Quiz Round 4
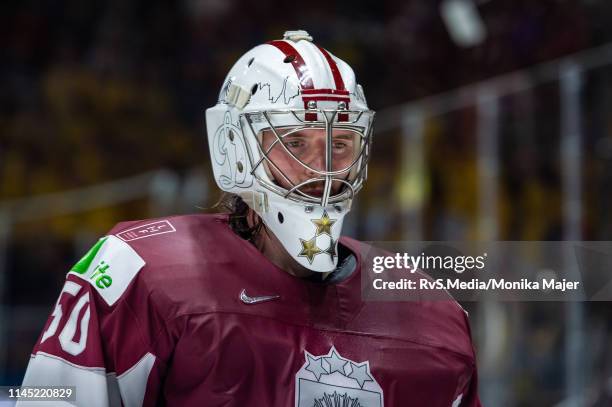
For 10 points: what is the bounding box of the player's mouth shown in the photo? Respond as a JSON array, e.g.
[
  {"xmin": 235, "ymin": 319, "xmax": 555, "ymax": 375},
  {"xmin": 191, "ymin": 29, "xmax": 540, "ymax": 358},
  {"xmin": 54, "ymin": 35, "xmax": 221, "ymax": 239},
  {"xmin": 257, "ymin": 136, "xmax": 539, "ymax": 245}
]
[
  {"xmin": 298, "ymin": 178, "xmax": 350, "ymax": 197},
  {"xmin": 300, "ymin": 186, "xmax": 325, "ymax": 197}
]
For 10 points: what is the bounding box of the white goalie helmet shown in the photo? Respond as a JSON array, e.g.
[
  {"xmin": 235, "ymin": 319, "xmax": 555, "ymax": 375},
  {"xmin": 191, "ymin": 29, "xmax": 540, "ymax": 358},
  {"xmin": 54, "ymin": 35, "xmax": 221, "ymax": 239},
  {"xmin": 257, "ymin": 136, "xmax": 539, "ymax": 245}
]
[{"xmin": 206, "ymin": 30, "xmax": 375, "ymax": 272}]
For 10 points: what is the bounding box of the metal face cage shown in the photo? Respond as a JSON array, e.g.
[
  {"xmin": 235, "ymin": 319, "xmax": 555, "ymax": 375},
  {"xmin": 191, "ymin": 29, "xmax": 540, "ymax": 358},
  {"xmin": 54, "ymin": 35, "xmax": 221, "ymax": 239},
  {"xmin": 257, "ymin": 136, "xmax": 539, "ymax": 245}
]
[{"xmin": 240, "ymin": 108, "xmax": 375, "ymax": 206}]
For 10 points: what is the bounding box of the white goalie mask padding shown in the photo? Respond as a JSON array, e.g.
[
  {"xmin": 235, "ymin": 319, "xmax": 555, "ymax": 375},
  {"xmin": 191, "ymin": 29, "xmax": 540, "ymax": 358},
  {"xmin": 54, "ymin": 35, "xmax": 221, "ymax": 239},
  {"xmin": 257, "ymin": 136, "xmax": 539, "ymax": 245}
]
[{"xmin": 205, "ymin": 31, "xmax": 374, "ymax": 272}]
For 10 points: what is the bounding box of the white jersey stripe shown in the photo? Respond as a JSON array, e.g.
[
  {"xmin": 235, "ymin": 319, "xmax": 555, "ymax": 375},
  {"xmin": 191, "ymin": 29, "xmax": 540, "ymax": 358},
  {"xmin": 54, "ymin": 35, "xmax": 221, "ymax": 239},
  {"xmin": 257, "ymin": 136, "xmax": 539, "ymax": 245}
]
[
  {"xmin": 117, "ymin": 352, "xmax": 156, "ymax": 407},
  {"xmin": 17, "ymin": 352, "xmax": 112, "ymax": 407}
]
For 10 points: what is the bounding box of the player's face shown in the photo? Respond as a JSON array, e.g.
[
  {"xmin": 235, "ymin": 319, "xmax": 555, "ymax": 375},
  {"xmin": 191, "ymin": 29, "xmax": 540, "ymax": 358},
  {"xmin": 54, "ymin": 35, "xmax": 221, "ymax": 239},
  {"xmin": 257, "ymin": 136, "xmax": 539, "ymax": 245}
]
[{"xmin": 261, "ymin": 128, "xmax": 359, "ymax": 197}]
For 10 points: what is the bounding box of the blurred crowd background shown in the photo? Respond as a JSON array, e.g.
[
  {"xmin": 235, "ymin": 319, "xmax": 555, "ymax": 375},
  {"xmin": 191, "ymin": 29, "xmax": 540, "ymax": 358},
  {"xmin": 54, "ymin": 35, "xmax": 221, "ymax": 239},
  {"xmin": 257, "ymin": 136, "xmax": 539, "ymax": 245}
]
[{"xmin": 3, "ymin": 0, "xmax": 612, "ymax": 405}]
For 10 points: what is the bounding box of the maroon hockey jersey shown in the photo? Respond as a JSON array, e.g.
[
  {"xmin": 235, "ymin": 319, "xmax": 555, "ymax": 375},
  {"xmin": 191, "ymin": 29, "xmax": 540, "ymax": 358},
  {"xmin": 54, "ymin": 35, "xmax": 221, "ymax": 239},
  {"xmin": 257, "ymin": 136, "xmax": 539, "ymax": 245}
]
[{"xmin": 20, "ymin": 214, "xmax": 481, "ymax": 406}]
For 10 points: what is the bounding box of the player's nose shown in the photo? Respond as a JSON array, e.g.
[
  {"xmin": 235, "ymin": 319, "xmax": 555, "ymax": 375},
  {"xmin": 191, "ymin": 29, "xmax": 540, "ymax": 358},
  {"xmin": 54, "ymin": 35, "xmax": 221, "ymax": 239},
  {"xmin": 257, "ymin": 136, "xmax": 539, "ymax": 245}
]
[
  {"xmin": 305, "ymin": 150, "xmax": 326, "ymax": 173},
  {"xmin": 304, "ymin": 138, "xmax": 327, "ymax": 173}
]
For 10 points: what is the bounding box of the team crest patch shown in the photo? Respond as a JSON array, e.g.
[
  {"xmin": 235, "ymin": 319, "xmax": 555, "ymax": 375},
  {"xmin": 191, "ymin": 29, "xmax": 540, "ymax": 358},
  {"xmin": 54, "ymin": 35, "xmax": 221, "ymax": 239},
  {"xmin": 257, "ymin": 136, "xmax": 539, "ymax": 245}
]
[
  {"xmin": 295, "ymin": 346, "xmax": 384, "ymax": 407},
  {"xmin": 116, "ymin": 220, "xmax": 176, "ymax": 241}
]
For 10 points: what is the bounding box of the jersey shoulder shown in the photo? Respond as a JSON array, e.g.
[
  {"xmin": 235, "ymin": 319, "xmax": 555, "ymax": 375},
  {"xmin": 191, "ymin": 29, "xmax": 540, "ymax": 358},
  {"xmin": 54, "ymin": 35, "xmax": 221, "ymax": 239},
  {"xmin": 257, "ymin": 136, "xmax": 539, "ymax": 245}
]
[
  {"xmin": 71, "ymin": 214, "xmax": 241, "ymax": 316},
  {"xmin": 107, "ymin": 213, "xmax": 233, "ymax": 258},
  {"xmin": 107, "ymin": 213, "xmax": 235, "ymax": 258},
  {"xmin": 340, "ymin": 236, "xmax": 476, "ymax": 360}
]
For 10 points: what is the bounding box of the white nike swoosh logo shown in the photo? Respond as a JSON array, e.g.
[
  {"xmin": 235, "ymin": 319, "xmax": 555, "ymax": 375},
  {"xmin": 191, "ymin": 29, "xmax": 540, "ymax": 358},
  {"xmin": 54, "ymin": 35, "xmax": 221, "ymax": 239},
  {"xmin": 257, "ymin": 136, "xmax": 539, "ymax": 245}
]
[{"xmin": 239, "ymin": 289, "xmax": 280, "ymax": 304}]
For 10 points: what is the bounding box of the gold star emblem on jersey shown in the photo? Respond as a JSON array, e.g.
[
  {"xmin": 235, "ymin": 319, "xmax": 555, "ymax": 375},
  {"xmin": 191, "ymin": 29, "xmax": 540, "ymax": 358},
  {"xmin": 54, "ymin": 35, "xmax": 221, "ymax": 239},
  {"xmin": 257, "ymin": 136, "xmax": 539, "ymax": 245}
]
[
  {"xmin": 311, "ymin": 211, "xmax": 336, "ymax": 237},
  {"xmin": 298, "ymin": 237, "xmax": 322, "ymax": 264}
]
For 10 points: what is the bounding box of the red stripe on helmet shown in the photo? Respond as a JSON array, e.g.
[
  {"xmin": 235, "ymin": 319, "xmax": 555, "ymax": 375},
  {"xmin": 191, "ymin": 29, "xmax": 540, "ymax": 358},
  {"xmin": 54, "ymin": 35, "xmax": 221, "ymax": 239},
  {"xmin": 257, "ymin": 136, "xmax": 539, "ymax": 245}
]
[
  {"xmin": 316, "ymin": 46, "xmax": 346, "ymax": 91},
  {"xmin": 268, "ymin": 40, "xmax": 314, "ymax": 89},
  {"xmin": 268, "ymin": 40, "xmax": 350, "ymax": 122}
]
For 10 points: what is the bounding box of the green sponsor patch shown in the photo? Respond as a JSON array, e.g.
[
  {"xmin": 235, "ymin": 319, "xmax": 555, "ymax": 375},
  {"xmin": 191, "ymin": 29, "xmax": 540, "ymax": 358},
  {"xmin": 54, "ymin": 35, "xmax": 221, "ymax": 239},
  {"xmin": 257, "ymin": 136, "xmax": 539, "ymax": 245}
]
[
  {"xmin": 71, "ymin": 237, "xmax": 108, "ymax": 274},
  {"xmin": 90, "ymin": 260, "xmax": 113, "ymax": 288},
  {"xmin": 68, "ymin": 235, "xmax": 145, "ymax": 306}
]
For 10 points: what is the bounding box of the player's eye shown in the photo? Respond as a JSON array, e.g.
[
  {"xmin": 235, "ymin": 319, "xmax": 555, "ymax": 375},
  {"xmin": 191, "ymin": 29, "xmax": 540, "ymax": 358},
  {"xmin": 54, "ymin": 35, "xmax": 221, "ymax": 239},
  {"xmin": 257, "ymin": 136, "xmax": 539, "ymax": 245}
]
[
  {"xmin": 332, "ymin": 136, "xmax": 354, "ymax": 154},
  {"xmin": 284, "ymin": 139, "xmax": 305, "ymax": 149}
]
